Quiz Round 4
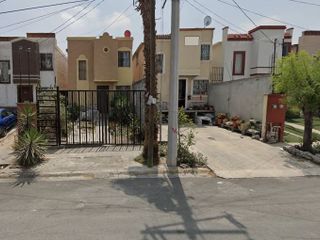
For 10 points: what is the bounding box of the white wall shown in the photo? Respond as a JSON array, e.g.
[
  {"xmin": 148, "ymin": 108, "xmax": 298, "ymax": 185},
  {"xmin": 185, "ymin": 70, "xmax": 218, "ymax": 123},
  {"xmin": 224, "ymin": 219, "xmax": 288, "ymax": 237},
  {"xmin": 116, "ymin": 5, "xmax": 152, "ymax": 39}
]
[
  {"xmin": 222, "ymin": 29, "xmax": 285, "ymax": 82},
  {"xmin": 223, "ymin": 40, "xmax": 252, "ymax": 81},
  {"xmin": 208, "ymin": 76, "xmax": 272, "ymax": 121},
  {"xmin": 0, "ymin": 41, "xmax": 16, "ymax": 107},
  {"xmin": 33, "ymin": 37, "xmax": 56, "ymax": 88}
]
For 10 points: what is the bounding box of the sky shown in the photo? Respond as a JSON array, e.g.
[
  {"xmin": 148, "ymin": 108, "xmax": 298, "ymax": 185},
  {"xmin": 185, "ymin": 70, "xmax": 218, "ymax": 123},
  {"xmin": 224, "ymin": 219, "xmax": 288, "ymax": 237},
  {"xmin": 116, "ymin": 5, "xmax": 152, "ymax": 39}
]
[{"xmin": 0, "ymin": 0, "xmax": 320, "ymax": 53}]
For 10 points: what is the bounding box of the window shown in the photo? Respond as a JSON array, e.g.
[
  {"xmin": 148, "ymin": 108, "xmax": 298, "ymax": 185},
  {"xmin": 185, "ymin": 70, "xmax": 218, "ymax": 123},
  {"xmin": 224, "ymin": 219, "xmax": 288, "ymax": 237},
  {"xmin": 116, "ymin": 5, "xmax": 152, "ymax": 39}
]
[
  {"xmin": 0, "ymin": 61, "xmax": 10, "ymax": 83},
  {"xmin": 201, "ymin": 44, "xmax": 210, "ymax": 60},
  {"xmin": 193, "ymin": 80, "xmax": 209, "ymax": 95},
  {"xmin": 40, "ymin": 53, "xmax": 53, "ymax": 71},
  {"xmin": 156, "ymin": 53, "xmax": 164, "ymax": 74},
  {"xmin": 118, "ymin": 51, "xmax": 131, "ymax": 67},
  {"xmin": 78, "ymin": 60, "xmax": 87, "ymax": 80},
  {"xmin": 17, "ymin": 85, "xmax": 33, "ymax": 103},
  {"xmin": 185, "ymin": 36, "xmax": 199, "ymax": 46},
  {"xmin": 232, "ymin": 51, "xmax": 245, "ymax": 75}
]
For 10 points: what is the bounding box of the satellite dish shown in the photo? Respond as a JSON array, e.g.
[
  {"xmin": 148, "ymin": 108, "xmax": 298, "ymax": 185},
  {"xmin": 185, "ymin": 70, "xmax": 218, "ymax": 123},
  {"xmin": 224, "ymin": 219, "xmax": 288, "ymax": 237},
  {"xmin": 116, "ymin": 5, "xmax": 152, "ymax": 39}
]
[{"xmin": 204, "ymin": 16, "xmax": 212, "ymax": 27}]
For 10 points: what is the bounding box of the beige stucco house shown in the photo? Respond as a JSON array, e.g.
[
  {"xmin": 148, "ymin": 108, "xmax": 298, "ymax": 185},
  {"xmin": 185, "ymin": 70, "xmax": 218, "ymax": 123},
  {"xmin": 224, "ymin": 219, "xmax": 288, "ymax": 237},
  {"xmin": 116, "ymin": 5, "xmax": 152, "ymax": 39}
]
[
  {"xmin": 66, "ymin": 32, "xmax": 133, "ymax": 91},
  {"xmin": 133, "ymin": 28, "xmax": 215, "ymax": 110},
  {"xmin": 292, "ymin": 31, "xmax": 320, "ymax": 55}
]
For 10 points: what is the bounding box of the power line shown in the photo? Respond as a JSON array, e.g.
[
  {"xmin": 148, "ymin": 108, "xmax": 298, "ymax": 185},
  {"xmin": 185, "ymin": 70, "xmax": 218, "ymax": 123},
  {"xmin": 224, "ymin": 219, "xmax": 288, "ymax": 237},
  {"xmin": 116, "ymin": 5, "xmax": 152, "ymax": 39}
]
[
  {"xmin": 0, "ymin": 2, "xmax": 86, "ymax": 32},
  {"xmin": 288, "ymin": 0, "xmax": 320, "ymax": 7},
  {"xmin": 213, "ymin": 0, "xmax": 308, "ymax": 30},
  {"xmin": 51, "ymin": 0, "xmax": 96, "ymax": 33},
  {"xmin": 100, "ymin": 3, "xmax": 132, "ymax": 34},
  {"xmin": 185, "ymin": 0, "xmax": 241, "ymax": 33},
  {"xmin": 56, "ymin": 0, "xmax": 105, "ymax": 34},
  {"xmin": 191, "ymin": 0, "xmax": 247, "ymax": 32},
  {"xmin": 0, "ymin": 0, "xmax": 89, "ymax": 15},
  {"xmin": 230, "ymin": 0, "xmax": 275, "ymax": 43}
]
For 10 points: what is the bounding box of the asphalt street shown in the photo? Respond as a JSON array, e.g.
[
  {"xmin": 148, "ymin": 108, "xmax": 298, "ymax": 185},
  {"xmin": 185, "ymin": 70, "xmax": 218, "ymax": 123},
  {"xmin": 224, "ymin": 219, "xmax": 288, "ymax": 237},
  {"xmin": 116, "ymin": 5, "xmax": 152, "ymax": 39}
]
[{"xmin": 0, "ymin": 176, "xmax": 319, "ymax": 240}]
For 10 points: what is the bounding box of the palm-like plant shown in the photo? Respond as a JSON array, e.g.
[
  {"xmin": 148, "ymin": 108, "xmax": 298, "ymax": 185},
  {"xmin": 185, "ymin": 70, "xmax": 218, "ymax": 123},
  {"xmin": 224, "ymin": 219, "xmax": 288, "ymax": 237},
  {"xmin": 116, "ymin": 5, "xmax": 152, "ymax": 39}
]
[
  {"xmin": 17, "ymin": 105, "xmax": 37, "ymax": 134},
  {"xmin": 14, "ymin": 128, "xmax": 47, "ymax": 167}
]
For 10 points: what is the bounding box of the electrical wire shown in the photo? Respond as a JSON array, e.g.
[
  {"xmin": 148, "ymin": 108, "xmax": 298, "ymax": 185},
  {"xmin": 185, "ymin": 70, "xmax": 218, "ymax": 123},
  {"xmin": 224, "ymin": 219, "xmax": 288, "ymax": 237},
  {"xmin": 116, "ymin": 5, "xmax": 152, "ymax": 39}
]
[
  {"xmin": 191, "ymin": 0, "xmax": 247, "ymax": 32},
  {"xmin": 0, "ymin": 2, "xmax": 87, "ymax": 32},
  {"xmin": 0, "ymin": 0, "xmax": 90, "ymax": 15},
  {"xmin": 213, "ymin": 0, "xmax": 308, "ymax": 30},
  {"xmin": 287, "ymin": 0, "xmax": 320, "ymax": 7},
  {"xmin": 231, "ymin": 0, "xmax": 277, "ymax": 44},
  {"xmin": 100, "ymin": 3, "xmax": 132, "ymax": 34},
  {"xmin": 51, "ymin": 0, "xmax": 96, "ymax": 33},
  {"xmin": 56, "ymin": 0, "xmax": 105, "ymax": 34},
  {"xmin": 185, "ymin": 0, "xmax": 241, "ymax": 33}
]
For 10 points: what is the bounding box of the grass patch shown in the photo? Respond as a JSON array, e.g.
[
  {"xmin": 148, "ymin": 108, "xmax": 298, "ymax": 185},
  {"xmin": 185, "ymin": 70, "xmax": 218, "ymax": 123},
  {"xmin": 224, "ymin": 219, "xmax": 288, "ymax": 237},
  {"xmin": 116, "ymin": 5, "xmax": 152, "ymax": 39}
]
[
  {"xmin": 287, "ymin": 117, "xmax": 320, "ymax": 131},
  {"xmin": 284, "ymin": 132, "xmax": 302, "ymax": 143}
]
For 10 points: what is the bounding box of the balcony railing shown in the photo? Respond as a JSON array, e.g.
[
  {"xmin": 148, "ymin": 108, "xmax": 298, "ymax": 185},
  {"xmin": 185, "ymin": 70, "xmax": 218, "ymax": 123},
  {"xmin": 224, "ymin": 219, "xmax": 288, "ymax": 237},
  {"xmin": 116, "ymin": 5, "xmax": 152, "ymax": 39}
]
[{"xmin": 210, "ymin": 67, "xmax": 224, "ymax": 83}]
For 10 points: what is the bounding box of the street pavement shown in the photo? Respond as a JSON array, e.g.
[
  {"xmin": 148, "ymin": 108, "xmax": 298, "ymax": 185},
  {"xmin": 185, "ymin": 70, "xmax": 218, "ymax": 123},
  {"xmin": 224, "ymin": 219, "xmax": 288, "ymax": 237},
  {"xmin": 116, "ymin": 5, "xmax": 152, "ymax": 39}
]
[
  {"xmin": 191, "ymin": 126, "xmax": 320, "ymax": 178},
  {"xmin": 0, "ymin": 177, "xmax": 319, "ymax": 240}
]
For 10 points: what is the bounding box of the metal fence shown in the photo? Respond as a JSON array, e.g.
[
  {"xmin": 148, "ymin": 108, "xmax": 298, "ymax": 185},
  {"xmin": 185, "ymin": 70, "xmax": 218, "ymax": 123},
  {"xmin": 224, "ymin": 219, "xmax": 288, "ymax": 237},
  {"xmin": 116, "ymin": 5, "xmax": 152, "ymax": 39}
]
[{"xmin": 37, "ymin": 88, "xmax": 145, "ymax": 146}]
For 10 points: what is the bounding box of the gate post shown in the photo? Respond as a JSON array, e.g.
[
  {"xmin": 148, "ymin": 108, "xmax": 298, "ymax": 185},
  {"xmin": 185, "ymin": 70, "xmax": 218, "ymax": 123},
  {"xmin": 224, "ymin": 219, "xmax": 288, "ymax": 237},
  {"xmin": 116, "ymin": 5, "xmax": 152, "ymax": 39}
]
[{"xmin": 56, "ymin": 87, "xmax": 61, "ymax": 146}]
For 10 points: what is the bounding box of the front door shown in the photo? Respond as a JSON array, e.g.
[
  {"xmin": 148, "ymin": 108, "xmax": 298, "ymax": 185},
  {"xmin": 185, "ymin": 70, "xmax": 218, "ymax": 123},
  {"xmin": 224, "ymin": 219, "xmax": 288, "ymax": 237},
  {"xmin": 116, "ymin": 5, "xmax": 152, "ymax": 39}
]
[
  {"xmin": 178, "ymin": 79, "xmax": 186, "ymax": 108},
  {"xmin": 97, "ymin": 86, "xmax": 109, "ymax": 113},
  {"xmin": 17, "ymin": 85, "xmax": 33, "ymax": 103}
]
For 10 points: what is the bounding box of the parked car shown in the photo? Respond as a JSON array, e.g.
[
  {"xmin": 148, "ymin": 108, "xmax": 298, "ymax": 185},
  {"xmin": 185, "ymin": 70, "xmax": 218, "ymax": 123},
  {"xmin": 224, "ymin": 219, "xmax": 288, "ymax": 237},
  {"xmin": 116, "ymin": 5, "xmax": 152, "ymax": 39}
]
[{"xmin": 0, "ymin": 108, "xmax": 17, "ymax": 137}]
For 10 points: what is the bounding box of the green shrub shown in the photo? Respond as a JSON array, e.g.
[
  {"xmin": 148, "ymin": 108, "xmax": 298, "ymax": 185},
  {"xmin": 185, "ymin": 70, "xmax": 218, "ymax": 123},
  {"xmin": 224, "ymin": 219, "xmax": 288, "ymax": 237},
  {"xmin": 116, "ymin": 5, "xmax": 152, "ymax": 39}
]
[
  {"xmin": 18, "ymin": 106, "xmax": 36, "ymax": 134},
  {"xmin": 286, "ymin": 106, "xmax": 301, "ymax": 120},
  {"xmin": 14, "ymin": 128, "xmax": 47, "ymax": 167},
  {"xmin": 177, "ymin": 108, "xmax": 208, "ymax": 167}
]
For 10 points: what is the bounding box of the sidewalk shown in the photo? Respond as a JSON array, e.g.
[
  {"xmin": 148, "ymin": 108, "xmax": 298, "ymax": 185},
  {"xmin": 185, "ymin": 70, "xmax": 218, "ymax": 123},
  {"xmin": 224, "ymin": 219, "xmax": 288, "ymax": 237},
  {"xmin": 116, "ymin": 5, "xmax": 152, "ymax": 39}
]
[
  {"xmin": 286, "ymin": 121, "xmax": 320, "ymax": 135},
  {"xmin": 0, "ymin": 146, "xmax": 212, "ymax": 180}
]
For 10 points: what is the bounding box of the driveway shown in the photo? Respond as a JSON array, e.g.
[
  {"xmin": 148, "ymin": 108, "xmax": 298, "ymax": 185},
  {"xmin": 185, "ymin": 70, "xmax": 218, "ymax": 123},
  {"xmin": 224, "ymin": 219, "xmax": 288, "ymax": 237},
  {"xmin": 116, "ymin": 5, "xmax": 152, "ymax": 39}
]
[{"xmin": 192, "ymin": 126, "xmax": 320, "ymax": 178}]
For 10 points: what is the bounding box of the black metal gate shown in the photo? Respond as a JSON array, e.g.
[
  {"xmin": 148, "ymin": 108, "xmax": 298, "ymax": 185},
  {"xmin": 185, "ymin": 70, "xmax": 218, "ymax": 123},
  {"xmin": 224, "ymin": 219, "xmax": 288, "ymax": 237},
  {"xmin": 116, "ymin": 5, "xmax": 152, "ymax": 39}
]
[{"xmin": 37, "ymin": 87, "xmax": 145, "ymax": 146}]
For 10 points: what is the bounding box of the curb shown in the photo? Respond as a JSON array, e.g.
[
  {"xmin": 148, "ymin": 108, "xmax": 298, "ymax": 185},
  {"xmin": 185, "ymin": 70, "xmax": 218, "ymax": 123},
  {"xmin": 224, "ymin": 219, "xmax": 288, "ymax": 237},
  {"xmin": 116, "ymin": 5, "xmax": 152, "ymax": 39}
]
[
  {"xmin": 0, "ymin": 128, "xmax": 16, "ymax": 145},
  {"xmin": 0, "ymin": 167, "xmax": 214, "ymax": 180}
]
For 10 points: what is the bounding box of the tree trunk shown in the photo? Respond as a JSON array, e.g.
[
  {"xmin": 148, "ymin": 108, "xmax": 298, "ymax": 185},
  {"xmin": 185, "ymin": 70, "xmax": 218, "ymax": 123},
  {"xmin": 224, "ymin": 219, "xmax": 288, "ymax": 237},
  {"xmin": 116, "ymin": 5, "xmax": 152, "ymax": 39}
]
[
  {"xmin": 137, "ymin": 0, "xmax": 159, "ymax": 165},
  {"xmin": 302, "ymin": 108, "xmax": 313, "ymax": 152}
]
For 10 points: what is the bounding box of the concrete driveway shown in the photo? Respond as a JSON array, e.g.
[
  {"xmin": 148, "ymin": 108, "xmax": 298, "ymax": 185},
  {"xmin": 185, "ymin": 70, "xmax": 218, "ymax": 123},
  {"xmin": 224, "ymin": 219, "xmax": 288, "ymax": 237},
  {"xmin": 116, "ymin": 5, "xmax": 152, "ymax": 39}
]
[{"xmin": 191, "ymin": 126, "xmax": 320, "ymax": 178}]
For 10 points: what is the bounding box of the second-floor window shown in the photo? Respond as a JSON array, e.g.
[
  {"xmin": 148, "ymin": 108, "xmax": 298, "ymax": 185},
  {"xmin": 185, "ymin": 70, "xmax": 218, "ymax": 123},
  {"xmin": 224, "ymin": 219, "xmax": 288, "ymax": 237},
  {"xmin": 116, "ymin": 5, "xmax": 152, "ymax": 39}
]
[
  {"xmin": 233, "ymin": 51, "xmax": 245, "ymax": 75},
  {"xmin": 193, "ymin": 79, "xmax": 209, "ymax": 95},
  {"xmin": 201, "ymin": 44, "xmax": 210, "ymax": 60},
  {"xmin": 78, "ymin": 60, "xmax": 87, "ymax": 80},
  {"xmin": 40, "ymin": 53, "xmax": 53, "ymax": 71},
  {"xmin": 0, "ymin": 61, "xmax": 10, "ymax": 83},
  {"xmin": 156, "ymin": 53, "xmax": 164, "ymax": 74},
  {"xmin": 118, "ymin": 51, "xmax": 131, "ymax": 67}
]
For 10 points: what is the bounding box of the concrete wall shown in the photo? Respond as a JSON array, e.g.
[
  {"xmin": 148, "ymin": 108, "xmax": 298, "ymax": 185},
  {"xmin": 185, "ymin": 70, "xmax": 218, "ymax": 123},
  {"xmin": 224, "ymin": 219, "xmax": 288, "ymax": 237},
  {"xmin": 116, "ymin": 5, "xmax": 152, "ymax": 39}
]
[
  {"xmin": 298, "ymin": 34, "xmax": 320, "ymax": 55},
  {"xmin": 208, "ymin": 76, "xmax": 272, "ymax": 121}
]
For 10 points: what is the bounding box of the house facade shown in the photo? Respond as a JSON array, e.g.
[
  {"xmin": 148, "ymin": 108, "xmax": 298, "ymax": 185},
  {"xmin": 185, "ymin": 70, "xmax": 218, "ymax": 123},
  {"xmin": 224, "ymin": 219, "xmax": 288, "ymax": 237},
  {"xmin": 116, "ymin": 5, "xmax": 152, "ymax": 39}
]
[
  {"xmin": 66, "ymin": 32, "xmax": 133, "ymax": 91},
  {"xmin": 0, "ymin": 33, "xmax": 67, "ymax": 109},
  {"xmin": 292, "ymin": 30, "xmax": 320, "ymax": 55},
  {"xmin": 133, "ymin": 28, "xmax": 215, "ymax": 110},
  {"xmin": 212, "ymin": 25, "xmax": 293, "ymax": 82}
]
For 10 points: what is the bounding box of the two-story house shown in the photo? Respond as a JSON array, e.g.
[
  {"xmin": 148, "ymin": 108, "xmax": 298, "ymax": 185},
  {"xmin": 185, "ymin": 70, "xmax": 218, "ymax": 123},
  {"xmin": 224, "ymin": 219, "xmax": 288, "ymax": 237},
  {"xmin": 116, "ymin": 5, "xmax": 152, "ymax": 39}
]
[
  {"xmin": 212, "ymin": 25, "xmax": 293, "ymax": 82},
  {"xmin": 133, "ymin": 28, "xmax": 214, "ymax": 110},
  {"xmin": 292, "ymin": 30, "xmax": 320, "ymax": 55},
  {"xmin": 66, "ymin": 32, "xmax": 133, "ymax": 91},
  {"xmin": 0, "ymin": 33, "xmax": 67, "ymax": 109}
]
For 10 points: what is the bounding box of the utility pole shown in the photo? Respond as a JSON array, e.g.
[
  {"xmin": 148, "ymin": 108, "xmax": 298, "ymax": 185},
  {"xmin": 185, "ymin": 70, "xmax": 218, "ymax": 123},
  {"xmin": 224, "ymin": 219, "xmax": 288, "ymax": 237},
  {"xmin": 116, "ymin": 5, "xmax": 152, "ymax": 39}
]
[{"xmin": 167, "ymin": 0, "xmax": 180, "ymax": 167}]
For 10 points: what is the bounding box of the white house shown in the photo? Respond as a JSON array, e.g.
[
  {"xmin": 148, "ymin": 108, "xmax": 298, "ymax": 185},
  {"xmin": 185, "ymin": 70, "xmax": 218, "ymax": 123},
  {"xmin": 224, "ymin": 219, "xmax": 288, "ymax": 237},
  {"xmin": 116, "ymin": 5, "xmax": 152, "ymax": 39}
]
[
  {"xmin": 212, "ymin": 25, "xmax": 293, "ymax": 82},
  {"xmin": 0, "ymin": 33, "xmax": 67, "ymax": 110}
]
